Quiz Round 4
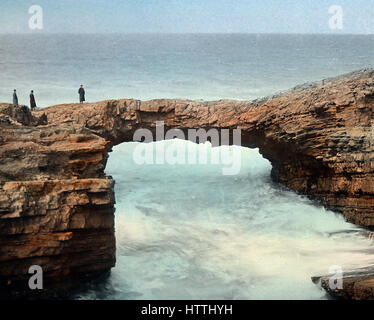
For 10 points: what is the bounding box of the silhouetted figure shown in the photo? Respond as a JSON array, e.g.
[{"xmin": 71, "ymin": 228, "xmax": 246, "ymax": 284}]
[
  {"xmin": 30, "ymin": 90, "xmax": 37, "ymax": 110},
  {"xmin": 13, "ymin": 89, "xmax": 18, "ymax": 106},
  {"xmin": 78, "ymin": 85, "xmax": 85, "ymax": 103}
]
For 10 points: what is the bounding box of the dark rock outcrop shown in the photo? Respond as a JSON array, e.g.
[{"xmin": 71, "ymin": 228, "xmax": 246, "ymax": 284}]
[
  {"xmin": 312, "ymin": 268, "xmax": 374, "ymax": 300},
  {"xmin": 1, "ymin": 68, "xmax": 374, "ymax": 298}
]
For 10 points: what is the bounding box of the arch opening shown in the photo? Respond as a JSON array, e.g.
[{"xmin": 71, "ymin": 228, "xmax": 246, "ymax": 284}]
[{"xmin": 71, "ymin": 139, "xmax": 374, "ymax": 300}]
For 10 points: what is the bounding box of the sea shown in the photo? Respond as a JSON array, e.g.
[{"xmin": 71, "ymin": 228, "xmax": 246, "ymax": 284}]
[{"xmin": 1, "ymin": 34, "xmax": 374, "ymax": 300}]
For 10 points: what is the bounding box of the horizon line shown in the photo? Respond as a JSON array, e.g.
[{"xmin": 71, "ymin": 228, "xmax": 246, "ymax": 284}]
[{"xmin": 1, "ymin": 32, "xmax": 374, "ymax": 36}]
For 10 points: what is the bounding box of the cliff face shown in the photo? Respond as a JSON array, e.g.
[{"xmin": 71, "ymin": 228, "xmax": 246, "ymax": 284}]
[
  {"xmin": 1, "ymin": 69, "xmax": 374, "ymax": 298},
  {"xmin": 0, "ymin": 106, "xmax": 115, "ymax": 297}
]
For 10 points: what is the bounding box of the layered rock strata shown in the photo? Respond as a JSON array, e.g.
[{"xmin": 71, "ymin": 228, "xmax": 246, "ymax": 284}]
[{"xmin": 1, "ymin": 69, "xmax": 374, "ymax": 298}]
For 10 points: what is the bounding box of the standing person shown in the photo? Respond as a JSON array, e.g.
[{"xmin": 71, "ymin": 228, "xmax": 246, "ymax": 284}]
[
  {"xmin": 13, "ymin": 89, "xmax": 18, "ymax": 106},
  {"xmin": 30, "ymin": 90, "xmax": 37, "ymax": 110},
  {"xmin": 78, "ymin": 85, "xmax": 85, "ymax": 104}
]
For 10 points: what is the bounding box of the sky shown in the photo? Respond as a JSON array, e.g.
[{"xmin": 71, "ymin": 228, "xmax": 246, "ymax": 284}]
[{"xmin": 0, "ymin": 0, "xmax": 374, "ymax": 34}]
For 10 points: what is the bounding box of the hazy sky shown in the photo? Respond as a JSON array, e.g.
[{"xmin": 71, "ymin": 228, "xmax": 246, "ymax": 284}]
[{"xmin": 1, "ymin": 0, "xmax": 374, "ymax": 34}]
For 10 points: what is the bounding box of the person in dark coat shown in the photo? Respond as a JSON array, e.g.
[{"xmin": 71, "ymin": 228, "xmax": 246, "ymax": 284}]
[
  {"xmin": 13, "ymin": 89, "xmax": 18, "ymax": 106},
  {"xmin": 78, "ymin": 85, "xmax": 85, "ymax": 103},
  {"xmin": 30, "ymin": 90, "xmax": 37, "ymax": 110}
]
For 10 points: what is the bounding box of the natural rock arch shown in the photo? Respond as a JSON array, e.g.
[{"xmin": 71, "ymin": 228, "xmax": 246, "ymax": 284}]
[{"xmin": 0, "ymin": 69, "xmax": 373, "ymax": 297}]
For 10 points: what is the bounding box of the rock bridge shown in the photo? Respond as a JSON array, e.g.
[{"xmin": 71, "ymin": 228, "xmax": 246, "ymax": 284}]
[{"xmin": 0, "ymin": 69, "xmax": 374, "ymax": 298}]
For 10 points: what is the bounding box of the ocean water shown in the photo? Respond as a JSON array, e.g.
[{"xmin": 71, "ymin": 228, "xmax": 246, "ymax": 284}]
[
  {"xmin": 74, "ymin": 142, "xmax": 374, "ymax": 300},
  {"xmin": 1, "ymin": 34, "xmax": 374, "ymax": 107},
  {"xmin": 2, "ymin": 34, "xmax": 374, "ymax": 299}
]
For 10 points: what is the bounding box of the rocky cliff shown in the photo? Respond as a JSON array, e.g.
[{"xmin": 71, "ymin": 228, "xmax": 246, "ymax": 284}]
[
  {"xmin": 1, "ymin": 69, "xmax": 374, "ymax": 298},
  {"xmin": 0, "ymin": 105, "xmax": 115, "ymax": 298}
]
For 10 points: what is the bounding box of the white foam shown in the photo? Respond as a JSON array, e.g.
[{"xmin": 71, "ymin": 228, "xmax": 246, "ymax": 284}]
[{"xmin": 80, "ymin": 141, "xmax": 374, "ymax": 300}]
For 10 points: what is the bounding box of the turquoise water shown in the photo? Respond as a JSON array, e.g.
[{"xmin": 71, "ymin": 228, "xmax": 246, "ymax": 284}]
[{"xmin": 74, "ymin": 142, "xmax": 374, "ymax": 300}]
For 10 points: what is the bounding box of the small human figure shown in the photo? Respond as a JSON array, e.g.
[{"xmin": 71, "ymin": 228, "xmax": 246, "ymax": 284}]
[
  {"xmin": 30, "ymin": 90, "xmax": 37, "ymax": 110},
  {"xmin": 13, "ymin": 89, "xmax": 18, "ymax": 106},
  {"xmin": 78, "ymin": 85, "xmax": 85, "ymax": 104}
]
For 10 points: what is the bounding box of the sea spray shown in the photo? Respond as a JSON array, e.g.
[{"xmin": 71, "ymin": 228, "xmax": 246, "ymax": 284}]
[{"xmin": 74, "ymin": 141, "xmax": 374, "ymax": 300}]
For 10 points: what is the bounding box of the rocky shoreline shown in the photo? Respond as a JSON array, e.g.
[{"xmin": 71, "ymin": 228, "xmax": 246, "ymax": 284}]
[{"xmin": 1, "ymin": 69, "xmax": 374, "ymax": 299}]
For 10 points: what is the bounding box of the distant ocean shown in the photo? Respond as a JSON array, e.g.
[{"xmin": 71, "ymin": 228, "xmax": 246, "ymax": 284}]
[
  {"xmin": 1, "ymin": 34, "xmax": 374, "ymax": 107},
  {"xmin": 3, "ymin": 34, "xmax": 374, "ymax": 300}
]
